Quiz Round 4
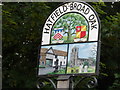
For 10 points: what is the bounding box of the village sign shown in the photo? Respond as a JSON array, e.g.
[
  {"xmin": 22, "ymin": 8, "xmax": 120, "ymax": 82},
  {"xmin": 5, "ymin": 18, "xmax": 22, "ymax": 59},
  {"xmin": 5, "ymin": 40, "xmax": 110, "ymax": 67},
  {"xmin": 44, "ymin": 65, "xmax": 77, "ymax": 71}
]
[{"xmin": 38, "ymin": 2, "xmax": 100, "ymax": 76}]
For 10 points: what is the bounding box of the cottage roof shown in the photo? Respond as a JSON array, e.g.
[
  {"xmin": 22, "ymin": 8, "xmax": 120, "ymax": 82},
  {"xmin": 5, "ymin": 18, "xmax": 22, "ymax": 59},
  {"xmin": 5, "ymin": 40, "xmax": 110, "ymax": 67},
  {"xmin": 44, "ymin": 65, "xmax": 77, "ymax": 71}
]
[{"xmin": 40, "ymin": 48, "xmax": 67, "ymax": 56}]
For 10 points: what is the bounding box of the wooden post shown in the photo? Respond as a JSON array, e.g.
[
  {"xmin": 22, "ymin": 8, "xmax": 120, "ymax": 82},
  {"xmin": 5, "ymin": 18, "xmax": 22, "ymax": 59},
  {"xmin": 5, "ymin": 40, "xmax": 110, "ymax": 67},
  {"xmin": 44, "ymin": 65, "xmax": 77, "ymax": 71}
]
[{"xmin": 57, "ymin": 75, "xmax": 70, "ymax": 90}]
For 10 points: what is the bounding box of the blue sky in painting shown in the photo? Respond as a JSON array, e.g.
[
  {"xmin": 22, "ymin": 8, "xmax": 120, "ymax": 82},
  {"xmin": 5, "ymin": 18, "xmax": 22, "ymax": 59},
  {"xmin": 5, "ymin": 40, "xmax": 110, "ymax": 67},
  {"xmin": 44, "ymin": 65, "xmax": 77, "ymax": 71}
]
[
  {"xmin": 41, "ymin": 42, "xmax": 97, "ymax": 61},
  {"xmin": 41, "ymin": 44, "xmax": 68, "ymax": 52},
  {"xmin": 68, "ymin": 42, "xmax": 97, "ymax": 61}
]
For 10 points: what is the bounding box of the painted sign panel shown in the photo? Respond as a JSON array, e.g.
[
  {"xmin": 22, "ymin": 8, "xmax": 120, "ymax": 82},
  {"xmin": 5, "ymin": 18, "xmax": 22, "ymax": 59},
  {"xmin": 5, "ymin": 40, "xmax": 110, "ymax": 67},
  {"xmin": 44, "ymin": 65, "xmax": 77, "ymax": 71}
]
[
  {"xmin": 38, "ymin": 2, "xmax": 100, "ymax": 76},
  {"xmin": 38, "ymin": 42, "xmax": 99, "ymax": 75},
  {"xmin": 42, "ymin": 2, "xmax": 100, "ymax": 45},
  {"xmin": 67, "ymin": 42, "xmax": 97, "ymax": 74},
  {"xmin": 38, "ymin": 44, "xmax": 68, "ymax": 75}
]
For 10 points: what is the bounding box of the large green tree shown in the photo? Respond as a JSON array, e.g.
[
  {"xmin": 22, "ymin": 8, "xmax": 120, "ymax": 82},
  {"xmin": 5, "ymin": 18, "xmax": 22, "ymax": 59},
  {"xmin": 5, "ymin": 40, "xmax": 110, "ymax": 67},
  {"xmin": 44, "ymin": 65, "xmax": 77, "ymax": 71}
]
[{"xmin": 52, "ymin": 13, "xmax": 88, "ymax": 42}]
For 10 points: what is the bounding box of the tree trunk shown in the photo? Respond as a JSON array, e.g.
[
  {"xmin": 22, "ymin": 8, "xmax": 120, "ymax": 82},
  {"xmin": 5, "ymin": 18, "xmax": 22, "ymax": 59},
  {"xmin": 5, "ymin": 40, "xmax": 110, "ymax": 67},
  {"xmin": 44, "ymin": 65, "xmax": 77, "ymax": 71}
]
[{"xmin": 67, "ymin": 26, "xmax": 72, "ymax": 42}]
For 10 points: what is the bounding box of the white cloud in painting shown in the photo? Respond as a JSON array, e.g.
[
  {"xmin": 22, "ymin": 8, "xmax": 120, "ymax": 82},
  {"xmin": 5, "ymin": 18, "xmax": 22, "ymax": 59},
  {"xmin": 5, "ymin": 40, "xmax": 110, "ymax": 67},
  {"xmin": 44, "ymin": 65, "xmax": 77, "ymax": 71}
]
[
  {"xmin": 68, "ymin": 42, "xmax": 97, "ymax": 60},
  {"xmin": 78, "ymin": 42, "xmax": 97, "ymax": 58}
]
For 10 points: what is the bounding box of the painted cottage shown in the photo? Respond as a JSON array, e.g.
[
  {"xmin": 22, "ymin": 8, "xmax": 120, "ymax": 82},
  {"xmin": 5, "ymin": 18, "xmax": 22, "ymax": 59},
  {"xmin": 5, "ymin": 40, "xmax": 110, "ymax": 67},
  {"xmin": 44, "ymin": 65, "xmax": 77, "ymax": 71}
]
[{"xmin": 39, "ymin": 47, "xmax": 67, "ymax": 68}]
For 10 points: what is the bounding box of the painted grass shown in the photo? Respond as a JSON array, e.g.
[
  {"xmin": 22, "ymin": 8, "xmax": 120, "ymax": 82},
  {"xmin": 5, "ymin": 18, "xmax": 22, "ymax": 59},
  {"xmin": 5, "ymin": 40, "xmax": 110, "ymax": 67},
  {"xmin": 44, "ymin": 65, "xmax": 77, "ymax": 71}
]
[
  {"xmin": 87, "ymin": 67, "xmax": 95, "ymax": 73},
  {"xmin": 67, "ymin": 66, "xmax": 95, "ymax": 74},
  {"xmin": 46, "ymin": 66, "xmax": 95, "ymax": 74},
  {"xmin": 48, "ymin": 69, "xmax": 65, "ymax": 74},
  {"xmin": 39, "ymin": 65, "xmax": 46, "ymax": 68},
  {"xmin": 67, "ymin": 66, "xmax": 80, "ymax": 74}
]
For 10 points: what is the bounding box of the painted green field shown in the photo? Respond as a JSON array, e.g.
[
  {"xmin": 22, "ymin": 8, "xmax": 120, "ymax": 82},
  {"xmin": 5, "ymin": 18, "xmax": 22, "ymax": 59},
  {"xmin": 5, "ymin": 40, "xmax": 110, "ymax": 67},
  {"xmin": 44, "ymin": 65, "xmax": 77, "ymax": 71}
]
[
  {"xmin": 87, "ymin": 67, "xmax": 95, "ymax": 73},
  {"xmin": 67, "ymin": 66, "xmax": 95, "ymax": 74},
  {"xmin": 67, "ymin": 66, "xmax": 80, "ymax": 74},
  {"xmin": 48, "ymin": 69, "xmax": 65, "ymax": 74}
]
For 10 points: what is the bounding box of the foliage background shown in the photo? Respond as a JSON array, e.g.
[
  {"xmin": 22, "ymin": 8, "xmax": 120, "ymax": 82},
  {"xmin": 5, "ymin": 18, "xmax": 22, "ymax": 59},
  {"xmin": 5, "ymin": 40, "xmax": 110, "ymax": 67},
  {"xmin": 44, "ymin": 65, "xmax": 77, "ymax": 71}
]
[{"xmin": 2, "ymin": 2, "xmax": 120, "ymax": 89}]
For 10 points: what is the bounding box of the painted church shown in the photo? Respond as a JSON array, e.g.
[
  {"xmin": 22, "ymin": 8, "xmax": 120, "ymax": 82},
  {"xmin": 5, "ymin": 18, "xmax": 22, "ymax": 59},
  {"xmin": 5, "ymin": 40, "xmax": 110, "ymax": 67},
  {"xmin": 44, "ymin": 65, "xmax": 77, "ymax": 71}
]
[{"xmin": 70, "ymin": 46, "xmax": 92, "ymax": 67}]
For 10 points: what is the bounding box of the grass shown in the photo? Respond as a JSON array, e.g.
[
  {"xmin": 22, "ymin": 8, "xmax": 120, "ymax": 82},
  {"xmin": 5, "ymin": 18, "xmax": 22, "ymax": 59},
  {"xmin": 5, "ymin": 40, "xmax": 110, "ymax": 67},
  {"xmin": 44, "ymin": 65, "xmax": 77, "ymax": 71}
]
[
  {"xmin": 46, "ymin": 66, "xmax": 95, "ymax": 75},
  {"xmin": 39, "ymin": 65, "xmax": 46, "ymax": 68},
  {"xmin": 67, "ymin": 66, "xmax": 95, "ymax": 74},
  {"xmin": 87, "ymin": 67, "xmax": 95, "ymax": 73},
  {"xmin": 67, "ymin": 66, "xmax": 80, "ymax": 74},
  {"xmin": 48, "ymin": 69, "xmax": 65, "ymax": 74}
]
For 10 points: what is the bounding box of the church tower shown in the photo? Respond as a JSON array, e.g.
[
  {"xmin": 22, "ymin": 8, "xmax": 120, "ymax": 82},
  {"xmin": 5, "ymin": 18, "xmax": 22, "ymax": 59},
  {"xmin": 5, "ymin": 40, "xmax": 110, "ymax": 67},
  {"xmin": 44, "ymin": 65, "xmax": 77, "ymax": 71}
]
[{"xmin": 70, "ymin": 46, "xmax": 79, "ymax": 67}]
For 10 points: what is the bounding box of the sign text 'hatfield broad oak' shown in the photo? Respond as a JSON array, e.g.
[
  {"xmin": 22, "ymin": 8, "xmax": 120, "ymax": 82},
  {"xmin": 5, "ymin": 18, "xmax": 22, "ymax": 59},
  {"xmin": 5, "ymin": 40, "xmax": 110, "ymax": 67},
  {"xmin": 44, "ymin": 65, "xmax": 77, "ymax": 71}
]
[
  {"xmin": 38, "ymin": 2, "xmax": 100, "ymax": 76},
  {"xmin": 42, "ymin": 2, "xmax": 100, "ymax": 45}
]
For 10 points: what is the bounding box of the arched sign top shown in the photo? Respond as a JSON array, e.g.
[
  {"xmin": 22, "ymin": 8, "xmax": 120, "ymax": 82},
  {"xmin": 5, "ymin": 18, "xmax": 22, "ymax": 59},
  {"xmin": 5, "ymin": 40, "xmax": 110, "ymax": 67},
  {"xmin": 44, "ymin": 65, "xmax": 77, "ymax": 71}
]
[
  {"xmin": 38, "ymin": 2, "xmax": 100, "ymax": 76},
  {"xmin": 42, "ymin": 2, "xmax": 100, "ymax": 45}
]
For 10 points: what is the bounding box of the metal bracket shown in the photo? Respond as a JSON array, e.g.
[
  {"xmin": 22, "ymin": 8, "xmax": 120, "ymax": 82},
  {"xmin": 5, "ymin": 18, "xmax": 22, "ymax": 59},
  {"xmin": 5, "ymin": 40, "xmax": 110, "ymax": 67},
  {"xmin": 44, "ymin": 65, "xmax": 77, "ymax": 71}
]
[
  {"xmin": 72, "ymin": 76, "xmax": 98, "ymax": 88},
  {"xmin": 36, "ymin": 77, "xmax": 56, "ymax": 89},
  {"xmin": 37, "ymin": 76, "xmax": 98, "ymax": 89}
]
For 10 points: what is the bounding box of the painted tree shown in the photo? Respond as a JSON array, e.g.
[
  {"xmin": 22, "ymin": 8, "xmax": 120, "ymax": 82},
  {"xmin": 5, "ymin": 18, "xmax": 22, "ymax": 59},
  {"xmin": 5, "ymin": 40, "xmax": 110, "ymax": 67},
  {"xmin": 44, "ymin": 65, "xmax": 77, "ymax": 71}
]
[
  {"xmin": 52, "ymin": 13, "xmax": 88, "ymax": 42},
  {"xmin": 89, "ymin": 44, "xmax": 97, "ymax": 65},
  {"xmin": 91, "ymin": 44, "xmax": 97, "ymax": 58}
]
